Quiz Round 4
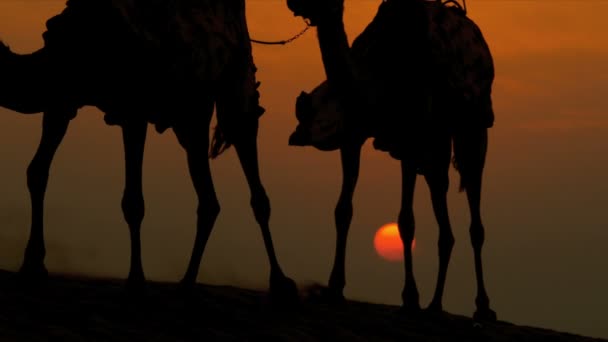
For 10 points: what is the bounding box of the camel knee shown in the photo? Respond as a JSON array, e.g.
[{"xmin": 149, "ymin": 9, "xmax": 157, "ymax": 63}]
[
  {"xmin": 251, "ymin": 190, "xmax": 270, "ymax": 225},
  {"xmin": 435, "ymin": 176, "xmax": 449, "ymax": 195},
  {"xmin": 334, "ymin": 199, "xmax": 353, "ymax": 233},
  {"xmin": 197, "ymin": 195, "xmax": 220, "ymax": 227},
  {"xmin": 427, "ymin": 171, "xmax": 449, "ymax": 195},
  {"xmin": 398, "ymin": 210, "xmax": 415, "ymax": 244},
  {"xmin": 26, "ymin": 161, "xmax": 49, "ymax": 196},
  {"xmin": 121, "ymin": 190, "xmax": 144, "ymax": 228},
  {"xmin": 470, "ymin": 223, "xmax": 485, "ymax": 251},
  {"xmin": 438, "ymin": 231, "xmax": 455, "ymax": 257}
]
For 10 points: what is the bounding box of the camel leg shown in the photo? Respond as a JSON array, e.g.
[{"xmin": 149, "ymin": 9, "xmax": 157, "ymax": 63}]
[
  {"xmin": 398, "ymin": 162, "xmax": 420, "ymax": 314},
  {"xmin": 464, "ymin": 129, "xmax": 496, "ymax": 321},
  {"xmin": 20, "ymin": 110, "xmax": 73, "ymax": 281},
  {"xmin": 232, "ymin": 123, "xmax": 298, "ymax": 304},
  {"xmin": 120, "ymin": 118, "xmax": 147, "ymax": 293},
  {"xmin": 424, "ymin": 147, "xmax": 454, "ymax": 313},
  {"xmin": 174, "ymin": 114, "xmax": 219, "ymax": 288},
  {"xmin": 324, "ymin": 143, "xmax": 362, "ymax": 303}
]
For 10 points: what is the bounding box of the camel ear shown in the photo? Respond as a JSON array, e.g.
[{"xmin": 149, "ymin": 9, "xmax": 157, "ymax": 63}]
[{"xmin": 296, "ymin": 91, "xmax": 313, "ymax": 122}]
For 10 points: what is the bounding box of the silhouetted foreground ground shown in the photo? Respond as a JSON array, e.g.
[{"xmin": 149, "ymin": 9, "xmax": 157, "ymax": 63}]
[{"xmin": 0, "ymin": 270, "xmax": 605, "ymax": 342}]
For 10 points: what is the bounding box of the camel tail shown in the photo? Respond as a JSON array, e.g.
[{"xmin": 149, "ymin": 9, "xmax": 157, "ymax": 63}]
[
  {"xmin": 209, "ymin": 80, "xmax": 265, "ymax": 159},
  {"xmin": 209, "ymin": 125, "xmax": 231, "ymax": 159},
  {"xmin": 451, "ymin": 139, "xmax": 467, "ymax": 193},
  {"xmin": 452, "ymin": 126, "xmax": 488, "ymax": 193}
]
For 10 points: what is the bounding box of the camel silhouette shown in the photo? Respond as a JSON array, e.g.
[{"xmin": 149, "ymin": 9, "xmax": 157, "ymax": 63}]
[
  {"xmin": 287, "ymin": 0, "xmax": 496, "ymax": 320},
  {"xmin": 0, "ymin": 0, "xmax": 297, "ymax": 301}
]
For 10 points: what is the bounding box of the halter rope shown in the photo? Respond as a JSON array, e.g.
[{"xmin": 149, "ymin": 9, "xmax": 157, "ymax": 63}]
[{"xmin": 250, "ymin": 18, "xmax": 311, "ymax": 45}]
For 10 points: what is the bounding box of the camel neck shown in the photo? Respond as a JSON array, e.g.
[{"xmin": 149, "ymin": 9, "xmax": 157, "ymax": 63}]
[
  {"xmin": 0, "ymin": 48, "xmax": 51, "ymax": 114},
  {"xmin": 315, "ymin": 17, "xmax": 357, "ymax": 95}
]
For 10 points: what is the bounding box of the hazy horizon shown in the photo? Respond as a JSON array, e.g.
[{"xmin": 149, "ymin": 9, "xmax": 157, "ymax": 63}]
[{"xmin": 0, "ymin": 0, "xmax": 606, "ymax": 339}]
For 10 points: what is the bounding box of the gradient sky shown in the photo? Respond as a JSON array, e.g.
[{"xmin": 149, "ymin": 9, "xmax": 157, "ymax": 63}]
[{"xmin": 0, "ymin": 0, "xmax": 607, "ymax": 339}]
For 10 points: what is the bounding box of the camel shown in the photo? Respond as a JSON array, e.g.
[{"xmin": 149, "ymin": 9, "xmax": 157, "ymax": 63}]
[
  {"xmin": 286, "ymin": 0, "xmax": 496, "ymax": 320},
  {"xmin": 0, "ymin": 0, "xmax": 297, "ymax": 301}
]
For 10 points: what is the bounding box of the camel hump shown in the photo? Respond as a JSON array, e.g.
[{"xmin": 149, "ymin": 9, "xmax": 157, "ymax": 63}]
[
  {"xmin": 43, "ymin": 0, "xmax": 250, "ymax": 83},
  {"xmin": 111, "ymin": 0, "xmax": 251, "ymax": 82}
]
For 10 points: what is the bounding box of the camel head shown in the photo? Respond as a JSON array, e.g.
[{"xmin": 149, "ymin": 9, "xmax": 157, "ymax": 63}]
[
  {"xmin": 286, "ymin": 0, "xmax": 344, "ymax": 26},
  {"xmin": 0, "ymin": 0, "xmax": 133, "ymax": 114},
  {"xmin": 0, "ymin": 40, "xmax": 46, "ymax": 114}
]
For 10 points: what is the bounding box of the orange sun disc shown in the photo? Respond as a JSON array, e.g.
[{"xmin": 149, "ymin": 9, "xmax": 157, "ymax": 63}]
[{"xmin": 373, "ymin": 222, "xmax": 415, "ymax": 262}]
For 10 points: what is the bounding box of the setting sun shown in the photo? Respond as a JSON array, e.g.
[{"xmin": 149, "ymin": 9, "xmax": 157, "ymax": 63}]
[{"xmin": 374, "ymin": 222, "xmax": 415, "ymax": 262}]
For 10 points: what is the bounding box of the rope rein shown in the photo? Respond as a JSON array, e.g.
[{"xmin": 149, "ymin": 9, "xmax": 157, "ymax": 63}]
[
  {"xmin": 250, "ymin": 19, "xmax": 311, "ymax": 45},
  {"xmin": 248, "ymin": 0, "xmax": 467, "ymax": 45}
]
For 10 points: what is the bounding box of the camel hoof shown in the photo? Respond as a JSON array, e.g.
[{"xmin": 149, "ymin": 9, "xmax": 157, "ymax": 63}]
[
  {"xmin": 426, "ymin": 299, "xmax": 442, "ymax": 310},
  {"xmin": 17, "ymin": 262, "xmax": 48, "ymax": 285},
  {"xmin": 473, "ymin": 307, "xmax": 497, "ymax": 322},
  {"xmin": 269, "ymin": 275, "xmax": 300, "ymax": 307},
  {"xmin": 305, "ymin": 283, "xmax": 345, "ymax": 306},
  {"xmin": 178, "ymin": 277, "xmax": 197, "ymax": 296},
  {"xmin": 125, "ymin": 275, "xmax": 147, "ymax": 297},
  {"xmin": 397, "ymin": 302, "xmax": 422, "ymax": 318},
  {"xmin": 424, "ymin": 302, "xmax": 445, "ymax": 316}
]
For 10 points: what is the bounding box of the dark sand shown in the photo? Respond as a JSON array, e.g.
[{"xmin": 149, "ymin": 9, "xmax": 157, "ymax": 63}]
[{"xmin": 0, "ymin": 270, "xmax": 604, "ymax": 342}]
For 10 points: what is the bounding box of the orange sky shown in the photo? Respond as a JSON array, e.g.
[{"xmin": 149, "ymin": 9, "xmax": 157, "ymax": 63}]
[{"xmin": 0, "ymin": 0, "xmax": 607, "ymax": 338}]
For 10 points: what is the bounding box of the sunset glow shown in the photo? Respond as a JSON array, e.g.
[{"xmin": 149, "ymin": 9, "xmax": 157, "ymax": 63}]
[
  {"xmin": 373, "ymin": 222, "xmax": 415, "ymax": 262},
  {"xmin": 0, "ymin": 0, "xmax": 606, "ymax": 338}
]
